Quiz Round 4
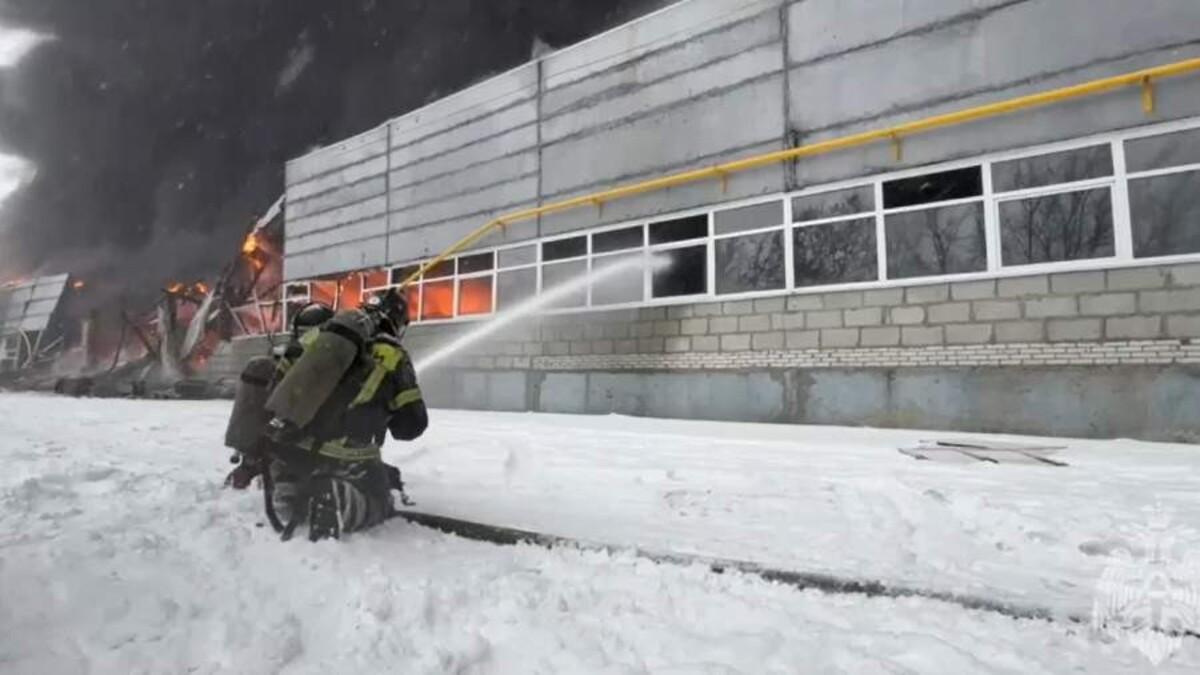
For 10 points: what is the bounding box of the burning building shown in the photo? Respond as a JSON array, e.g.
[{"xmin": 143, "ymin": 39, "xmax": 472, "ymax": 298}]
[{"xmin": 209, "ymin": 0, "xmax": 1200, "ymax": 441}]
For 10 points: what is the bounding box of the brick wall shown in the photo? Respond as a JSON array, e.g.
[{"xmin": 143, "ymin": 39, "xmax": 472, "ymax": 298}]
[{"xmin": 403, "ymin": 262, "xmax": 1200, "ymax": 372}]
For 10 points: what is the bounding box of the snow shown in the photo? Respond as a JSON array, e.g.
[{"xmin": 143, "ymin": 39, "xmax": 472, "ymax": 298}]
[{"xmin": 1, "ymin": 391, "xmax": 1197, "ymax": 673}]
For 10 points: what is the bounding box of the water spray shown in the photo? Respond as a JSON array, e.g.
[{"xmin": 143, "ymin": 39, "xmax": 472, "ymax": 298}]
[{"xmin": 415, "ymin": 254, "xmax": 672, "ymax": 375}]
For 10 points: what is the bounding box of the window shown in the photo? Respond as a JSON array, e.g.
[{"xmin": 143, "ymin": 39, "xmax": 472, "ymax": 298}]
[
  {"xmin": 714, "ymin": 201, "xmax": 785, "ymax": 295},
  {"xmin": 649, "ymin": 214, "xmax": 706, "ymax": 244},
  {"xmin": 792, "ymin": 186, "xmax": 878, "ymax": 288},
  {"xmin": 714, "ymin": 201, "xmax": 783, "ymax": 235},
  {"xmin": 999, "ymin": 188, "xmax": 1114, "ymax": 265},
  {"xmin": 886, "ymin": 203, "xmax": 986, "ymax": 278},
  {"xmin": 884, "ymin": 167, "xmax": 985, "ymax": 279},
  {"xmin": 992, "ymin": 144, "xmax": 1112, "ymax": 192},
  {"xmin": 543, "ymin": 236, "xmax": 586, "ymax": 261},
  {"xmin": 498, "ymin": 245, "xmax": 536, "ymax": 268},
  {"xmin": 593, "ymin": 225, "xmax": 644, "ymax": 253},
  {"xmin": 992, "ymin": 145, "xmax": 1116, "ymax": 267},
  {"xmin": 1129, "ymin": 171, "xmax": 1200, "ymax": 257},
  {"xmin": 1126, "ymin": 127, "xmax": 1200, "ymax": 173},
  {"xmin": 652, "ymin": 245, "xmax": 706, "ymax": 298},
  {"xmin": 423, "ymin": 260, "xmax": 454, "ymax": 279},
  {"xmin": 390, "ymin": 265, "xmax": 419, "ymax": 286},
  {"xmin": 497, "ymin": 268, "xmax": 536, "ymax": 310},
  {"xmin": 1126, "ymin": 128, "xmax": 1200, "ymax": 258},
  {"xmin": 542, "ymin": 260, "xmax": 587, "ymax": 308},
  {"xmin": 361, "ymin": 269, "xmax": 389, "ymax": 290},
  {"xmin": 458, "ymin": 252, "xmax": 494, "ymax": 274},
  {"xmin": 883, "ymin": 166, "xmax": 981, "ymax": 209},
  {"xmin": 421, "ymin": 280, "xmax": 454, "ymax": 320},
  {"xmin": 458, "ymin": 276, "xmax": 493, "ymax": 315},
  {"xmin": 592, "ymin": 252, "xmax": 645, "ymax": 305},
  {"xmin": 793, "ymin": 217, "xmax": 877, "ymax": 287},
  {"xmin": 792, "ymin": 185, "xmax": 874, "ymax": 221}
]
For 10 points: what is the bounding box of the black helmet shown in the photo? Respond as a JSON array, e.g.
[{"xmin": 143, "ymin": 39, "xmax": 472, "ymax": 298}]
[
  {"xmin": 291, "ymin": 302, "xmax": 334, "ymax": 337},
  {"xmin": 363, "ymin": 288, "xmax": 409, "ymax": 336}
]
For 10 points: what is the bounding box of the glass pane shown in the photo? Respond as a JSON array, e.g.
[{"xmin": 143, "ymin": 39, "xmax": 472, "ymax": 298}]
[
  {"xmin": 992, "ymin": 144, "xmax": 1112, "ymax": 193},
  {"xmin": 592, "ymin": 252, "xmax": 645, "ymax": 305},
  {"xmin": 999, "ymin": 187, "xmax": 1114, "ymax": 266},
  {"xmin": 593, "ymin": 225, "xmax": 644, "ymax": 254},
  {"xmin": 715, "ymin": 231, "xmax": 785, "ymax": 294},
  {"xmin": 1130, "ymin": 170, "xmax": 1200, "ymax": 258},
  {"xmin": 420, "ymin": 280, "xmax": 455, "ymax": 320},
  {"xmin": 792, "ymin": 185, "xmax": 874, "ymax": 222},
  {"xmin": 543, "ymin": 236, "xmax": 586, "ymax": 261},
  {"xmin": 1126, "ymin": 127, "xmax": 1200, "ymax": 173},
  {"xmin": 793, "ymin": 217, "xmax": 878, "ymax": 288},
  {"xmin": 885, "ymin": 203, "xmax": 986, "ymax": 279},
  {"xmin": 458, "ymin": 276, "xmax": 493, "ymax": 315},
  {"xmin": 458, "ymin": 252, "xmax": 494, "ymax": 274},
  {"xmin": 714, "ymin": 201, "xmax": 783, "ymax": 235},
  {"xmin": 883, "ymin": 166, "xmax": 982, "ymax": 209},
  {"xmin": 361, "ymin": 269, "xmax": 389, "ymax": 289},
  {"xmin": 649, "ymin": 214, "xmax": 707, "ymax": 244},
  {"xmin": 542, "ymin": 260, "xmax": 587, "ymax": 308},
  {"xmin": 404, "ymin": 285, "xmax": 420, "ymax": 321},
  {"xmin": 424, "ymin": 260, "xmax": 454, "ymax": 279},
  {"xmin": 285, "ymin": 283, "xmax": 310, "ymax": 299},
  {"xmin": 498, "ymin": 245, "xmax": 536, "ymax": 268},
  {"xmin": 497, "ymin": 268, "xmax": 536, "ymax": 310},
  {"xmin": 390, "ymin": 265, "xmax": 419, "ymax": 285},
  {"xmin": 652, "ymin": 244, "xmax": 707, "ymax": 297}
]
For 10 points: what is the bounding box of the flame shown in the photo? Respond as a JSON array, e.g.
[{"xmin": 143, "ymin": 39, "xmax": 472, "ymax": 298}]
[
  {"xmin": 71, "ymin": 280, "xmax": 86, "ymax": 290},
  {"xmin": 242, "ymin": 232, "xmax": 260, "ymax": 256},
  {"xmin": 166, "ymin": 282, "xmax": 186, "ymax": 294},
  {"xmin": 194, "ymin": 281, "xmax": 210, "ymax": 295}
]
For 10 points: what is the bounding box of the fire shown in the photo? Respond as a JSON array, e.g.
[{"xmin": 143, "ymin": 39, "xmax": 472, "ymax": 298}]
[
  {"xmin": 242, "ymin": 232, "xmax": 260, "ymax": 256},
  {"xmin": 194, "ymin": 282, "xmax": 210, "ymax": 295},
  {"xmin": 166, "ymin": 282, "xmax": 186, "ymax": 295},
  {"xmin": 71, "ymin": 280, "xmax": 86, "ymax": 290}
]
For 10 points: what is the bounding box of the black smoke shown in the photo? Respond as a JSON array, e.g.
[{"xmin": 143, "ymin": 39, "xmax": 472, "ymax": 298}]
[{"xmin": 0, "ymin": 0, "xmax": 664, "ymax": 303}]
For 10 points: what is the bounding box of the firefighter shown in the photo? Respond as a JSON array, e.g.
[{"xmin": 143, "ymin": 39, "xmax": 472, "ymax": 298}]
[
  {"xmin": 264, "ymin": 288, "xmax": 427, "ymax": 541},
  {"xmin": 223, "ymin": 302, "xmax": 335, "ymax": 490}
]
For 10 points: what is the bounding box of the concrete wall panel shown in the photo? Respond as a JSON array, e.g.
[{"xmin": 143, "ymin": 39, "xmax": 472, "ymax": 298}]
[
  {"xmin": 542, "ymin": 0, "xmax": 782, "ymax": 90},
  {"xmin": 287, "ymin": 195, "xmax": 387, "ymax": 237},
  {"xmin": 542, "ymin": 8, "xmax": 782, "ymax": 118},
  {"xmin": 787, "ymin": 0, "xmax": 1200, "ymax": 134},
  {"xmin": 285, "ymin": 126, "xmax": 388, "ymax": 186},
  {"xmin": 287, "ymin": 216, "xmax": 386, "ymax": 255},
  {"xmin": 283, "ymin": 236, "xmax": 386, "ymax": 281},
  {"xmin": 390, "ymin": 175, "xmax": 539, "ymax": 234},
  {"xmin": 541, "ymin": 75, "xmax": 784, "ymax": 199},
  {"xmin": 389, "ymin": 152, "xmax": 540, "ymax": 210},
  {"xmin": 393, "ymin": 100, "xmax": 538, "ymax": 166},
  {"xmin": 388, "ymin": 125, "xmax": 538, "ymax": 190},
  {"xmin": 388, "ymin": 64, "xmax": 539, "ymax": 148},
  {"xmin": 287, "ymin": 155, "xmax": 388, "ymax": 203},
  {"xmin": 542, "ymin": 44, "xmax": 782, "ymax": 145},
  {"xmin": 287, "ymin": 175, "xmax": 387, "ymax": 221}
]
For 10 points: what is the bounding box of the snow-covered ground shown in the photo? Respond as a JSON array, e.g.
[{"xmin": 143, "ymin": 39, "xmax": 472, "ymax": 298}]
[{"xmin": 1, "ymin": 391, "xmax": 1197, "ymax": 673}]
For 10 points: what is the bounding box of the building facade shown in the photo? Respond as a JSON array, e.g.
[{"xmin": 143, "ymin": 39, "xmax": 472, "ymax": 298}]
[{"xmin": 222, "ymin": 0, "xmax": 1200, "ymax": 440}]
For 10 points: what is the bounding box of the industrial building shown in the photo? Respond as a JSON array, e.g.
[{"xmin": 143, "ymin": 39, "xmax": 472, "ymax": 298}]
[{"xmin": 210, "ymin": 0, "xmax": 1200, "ymax": 441}]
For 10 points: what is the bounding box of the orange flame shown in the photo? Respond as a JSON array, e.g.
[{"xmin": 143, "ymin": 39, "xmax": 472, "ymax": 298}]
[
  {"xmin": 166, "ymin": 282, "xmax": 186, "ymax": 294},
  {"xmin": 71, "ymin": 280, "xmax": 86, "ymax": 290},
  {"xmin": 242, "ymin": 232, "xmax": 260, "ymax": 256},
  {"xmin": 194, "ymin": 282, "xmax": 210, "ymax": 295}
]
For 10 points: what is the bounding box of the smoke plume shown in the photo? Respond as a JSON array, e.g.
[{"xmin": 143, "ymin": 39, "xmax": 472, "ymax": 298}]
[{"xmin": 0, "ymin": 0, "xmax": 665, "ymax": 305}]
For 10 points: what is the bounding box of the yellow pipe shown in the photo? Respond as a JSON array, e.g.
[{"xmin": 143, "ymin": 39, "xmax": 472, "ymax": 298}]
[{"xmin": 398, "ymin": 56, "xmax": 1200, "ymax": 289}]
